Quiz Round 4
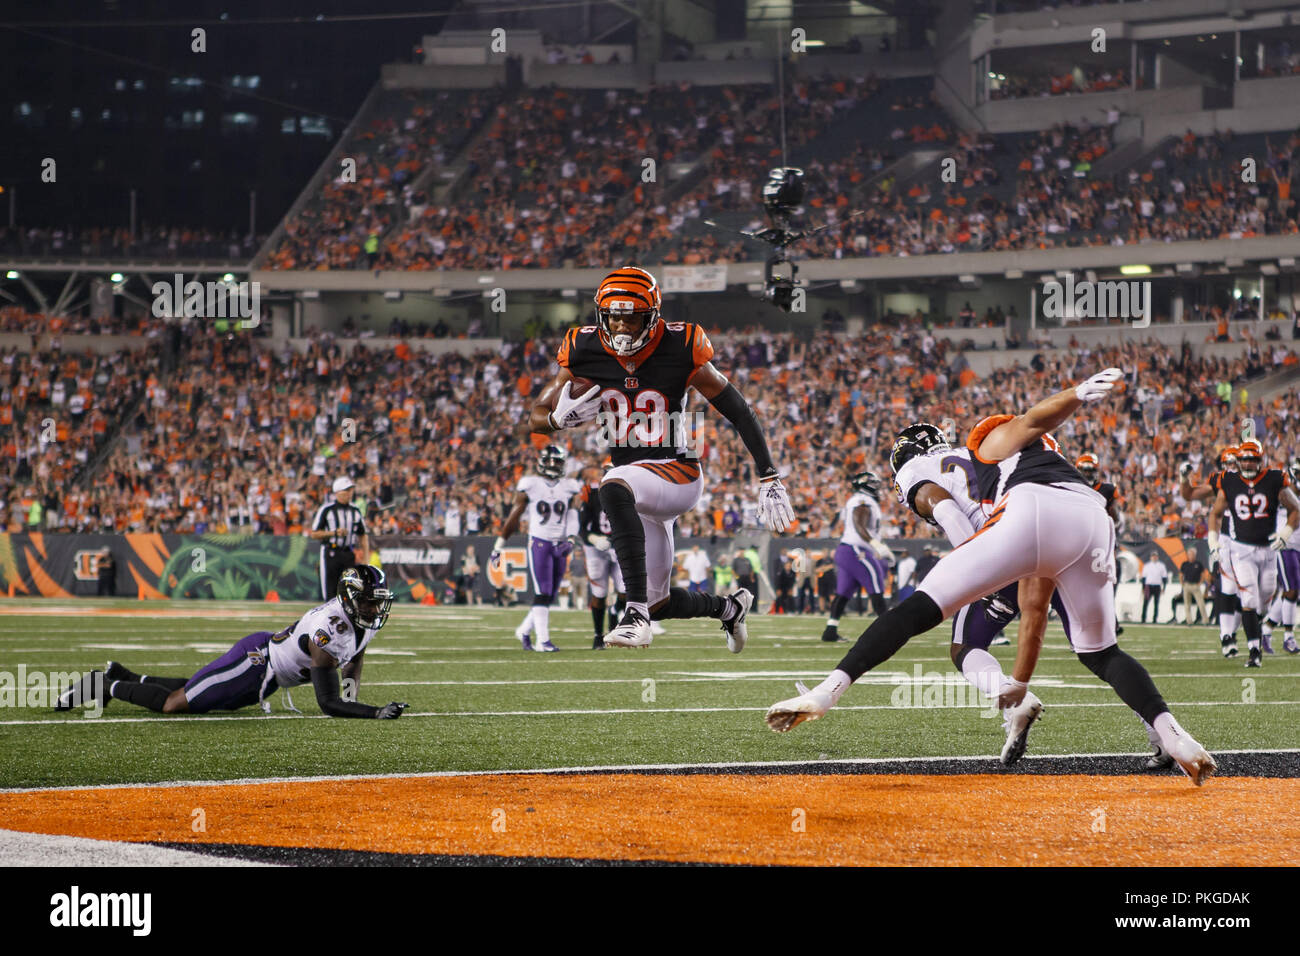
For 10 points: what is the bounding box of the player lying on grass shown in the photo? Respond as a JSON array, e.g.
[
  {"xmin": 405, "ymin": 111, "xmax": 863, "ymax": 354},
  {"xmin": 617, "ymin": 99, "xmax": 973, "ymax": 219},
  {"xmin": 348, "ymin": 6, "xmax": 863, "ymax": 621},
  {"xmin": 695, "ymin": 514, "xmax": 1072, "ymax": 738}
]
[
  {"xmin": 56, "ymin": 566, "xmax": 407, "ymax": 719},
  {"xmin": 889, "ymin": 422, "xmax": 1174, "ymax": 770},
  {"xmin": 529, "ymin": 265, "xmax": 793, "ymax": 650},
  {"xmin": 766, "ymin": 370, "xmax": 1218, "ymax": 786}
]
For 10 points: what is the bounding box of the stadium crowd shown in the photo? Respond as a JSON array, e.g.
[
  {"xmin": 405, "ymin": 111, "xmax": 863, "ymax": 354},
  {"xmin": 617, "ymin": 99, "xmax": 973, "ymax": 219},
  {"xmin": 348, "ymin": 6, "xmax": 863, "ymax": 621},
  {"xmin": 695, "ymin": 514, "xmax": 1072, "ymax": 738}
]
[
  {"xmin": 260, "ymin": 68, "xmax": 1300, "ymax": 271},
  {"xmin": 5, "ymin": 317, "xmax": 1298, "ymax": 549},
  {"xmin": 0, "ymin": 226, "xmax": 262, "ymax": 261}
]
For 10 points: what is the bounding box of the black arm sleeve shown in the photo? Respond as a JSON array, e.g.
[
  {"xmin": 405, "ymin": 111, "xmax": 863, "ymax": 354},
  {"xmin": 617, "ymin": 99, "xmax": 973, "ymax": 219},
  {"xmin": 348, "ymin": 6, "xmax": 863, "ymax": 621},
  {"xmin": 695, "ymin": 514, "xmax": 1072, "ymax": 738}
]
[
  {"xmin": 708, "ymin": 384, "xmax": 776, "ymax": 478},
  {"xmin": 311, "ymin": 666, "xmax": 380, "ymax": 718}
]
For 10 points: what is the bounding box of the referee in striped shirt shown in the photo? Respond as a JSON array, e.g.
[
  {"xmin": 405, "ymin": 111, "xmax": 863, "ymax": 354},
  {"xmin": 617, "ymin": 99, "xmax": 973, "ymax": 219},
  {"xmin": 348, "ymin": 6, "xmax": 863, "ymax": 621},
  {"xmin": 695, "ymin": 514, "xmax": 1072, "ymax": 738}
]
[{"xmin": 310, "ymin": 476, "xmax": 370, "ymax": 601}]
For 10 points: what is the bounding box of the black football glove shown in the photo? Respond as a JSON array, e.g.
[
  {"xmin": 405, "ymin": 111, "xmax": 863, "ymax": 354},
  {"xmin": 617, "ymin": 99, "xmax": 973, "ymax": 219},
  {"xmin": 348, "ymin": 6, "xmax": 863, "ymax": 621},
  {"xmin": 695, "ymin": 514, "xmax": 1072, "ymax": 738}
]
[
  {"xmin": 981, "ymin": 592, "xmax": 1017, "ymax": 629},
  {"xmin": 374, "ymin": 701, "xmax": 408, "ymax": 720}
]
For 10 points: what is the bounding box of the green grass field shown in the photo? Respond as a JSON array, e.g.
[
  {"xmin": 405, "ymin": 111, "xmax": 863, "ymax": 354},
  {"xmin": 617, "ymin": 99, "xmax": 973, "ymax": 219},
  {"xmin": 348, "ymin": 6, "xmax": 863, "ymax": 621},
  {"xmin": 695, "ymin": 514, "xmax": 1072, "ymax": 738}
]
[{"xmin": 2, "ymin": 599, "xmax": 1297, "ymax": 790}]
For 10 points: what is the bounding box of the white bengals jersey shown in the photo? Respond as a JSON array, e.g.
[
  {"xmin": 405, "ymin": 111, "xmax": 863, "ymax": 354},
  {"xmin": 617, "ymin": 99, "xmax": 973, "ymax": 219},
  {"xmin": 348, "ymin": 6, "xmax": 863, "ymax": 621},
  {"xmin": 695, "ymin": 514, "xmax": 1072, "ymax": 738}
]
[
  {"xmin": 517, "ymin": 475, "xmax": 582, "ymax": 542},
  {"xmin": 267, "ymin": 597, "xmax": 376, "ymax": 689},
  {"xmin": 839, "ymin": 492, "xmax": 881, "ymax": 548},
  {"xmin": 894, "ymin": 446, "xmax": 986, "ymax": 539}
]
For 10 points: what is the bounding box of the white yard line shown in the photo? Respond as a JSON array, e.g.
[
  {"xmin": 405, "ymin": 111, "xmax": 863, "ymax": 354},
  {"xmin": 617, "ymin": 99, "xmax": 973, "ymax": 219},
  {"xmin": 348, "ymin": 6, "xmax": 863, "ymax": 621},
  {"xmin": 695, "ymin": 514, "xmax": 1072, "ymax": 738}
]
[{"xmin": 4, "ymin": 699, "xmax": 1299, "ymax": 728}]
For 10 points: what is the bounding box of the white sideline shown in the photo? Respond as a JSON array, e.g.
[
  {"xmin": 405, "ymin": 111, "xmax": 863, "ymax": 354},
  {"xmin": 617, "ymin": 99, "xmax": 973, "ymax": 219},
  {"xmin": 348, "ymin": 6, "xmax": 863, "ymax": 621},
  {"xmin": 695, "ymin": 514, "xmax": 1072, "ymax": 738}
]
[
  {"xmin": 2, "ymin": 748, "xmax": 1295, "ymax": 795},
  {"xmin": 0, "ymin": 828, "xmax": 275, "ymax": 866}
]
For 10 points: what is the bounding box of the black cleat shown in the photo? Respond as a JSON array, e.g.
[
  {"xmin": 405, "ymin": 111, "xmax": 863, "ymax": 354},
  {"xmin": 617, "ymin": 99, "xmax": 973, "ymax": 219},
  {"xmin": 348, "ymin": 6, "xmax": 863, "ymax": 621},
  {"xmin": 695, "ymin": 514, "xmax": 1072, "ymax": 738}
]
[
  {"xmin": 821, "ymin": 626, "xmax": 845, "ymax": 643},
  {"xmin": 1221, "ymin": 637, "xmax": 1239, "ymax": 658},
  {"xmin": 55, "ymin": 670, "xmax": 108, "ymax": 712},
  {"xmin": 105, "ymin": 660, "xmax": 137, "ymax": 682},
  {"xmin": 1246, "ymin": 649, "xmax": 1262, "ymax": 668},
  {"xmin": 592, "ymin": 634, "xmax": 606, "ymax": 650}
]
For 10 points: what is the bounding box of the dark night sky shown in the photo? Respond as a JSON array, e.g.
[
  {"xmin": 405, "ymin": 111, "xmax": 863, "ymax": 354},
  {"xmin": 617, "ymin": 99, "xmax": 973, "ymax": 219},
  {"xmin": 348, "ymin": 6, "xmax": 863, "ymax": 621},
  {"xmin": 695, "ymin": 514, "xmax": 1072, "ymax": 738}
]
[{"xmin": 0, "ymin": 0, "xmax": 461, "ymax": 232}]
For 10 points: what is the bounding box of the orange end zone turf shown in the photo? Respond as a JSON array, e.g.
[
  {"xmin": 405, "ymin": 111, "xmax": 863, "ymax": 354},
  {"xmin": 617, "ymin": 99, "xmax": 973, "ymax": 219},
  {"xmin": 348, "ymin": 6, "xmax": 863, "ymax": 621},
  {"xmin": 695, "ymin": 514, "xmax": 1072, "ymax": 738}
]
[{"xmin": 2, "ymin": 773, "xmax": 1295, "ymax": 866}]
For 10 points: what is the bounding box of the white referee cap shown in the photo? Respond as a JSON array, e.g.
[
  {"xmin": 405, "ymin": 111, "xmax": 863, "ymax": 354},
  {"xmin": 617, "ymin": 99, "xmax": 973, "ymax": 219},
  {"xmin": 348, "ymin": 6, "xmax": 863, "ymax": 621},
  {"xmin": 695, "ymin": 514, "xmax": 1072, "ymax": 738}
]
[{"xmin": 332, "ymin": 476, "xmax": 355, "ymax": 494}]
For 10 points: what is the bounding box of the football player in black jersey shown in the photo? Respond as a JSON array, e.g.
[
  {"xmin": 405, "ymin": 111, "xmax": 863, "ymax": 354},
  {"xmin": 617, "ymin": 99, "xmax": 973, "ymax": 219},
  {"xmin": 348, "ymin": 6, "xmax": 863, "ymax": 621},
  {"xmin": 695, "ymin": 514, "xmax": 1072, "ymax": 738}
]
[
  {"xmin": 766, "ymin": 369, "xmax": 1217, "ymax": 785},
  {"xmin": 1180, "ymin": 446, "xmax": 1243, "ymax": 655},
  {"xmin": 528, "ymin": 266, "xmax": 792, "ymax": 651},
  {"xmin": 1075, "ymin": 452, "xmax": 1128, "ymax": 639},
  {"xmin": 1208, "ymin": 439, "xmax": 1300, "ymax": 667}
]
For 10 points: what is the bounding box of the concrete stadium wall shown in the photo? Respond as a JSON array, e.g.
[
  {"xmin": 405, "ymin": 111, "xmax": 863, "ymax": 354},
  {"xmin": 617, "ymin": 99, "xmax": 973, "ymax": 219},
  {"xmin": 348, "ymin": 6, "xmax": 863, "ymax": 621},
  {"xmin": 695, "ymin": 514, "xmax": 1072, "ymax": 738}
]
[{"xmin": 976, "ymin": 86, "xmax": 1205, "ymax": 134}]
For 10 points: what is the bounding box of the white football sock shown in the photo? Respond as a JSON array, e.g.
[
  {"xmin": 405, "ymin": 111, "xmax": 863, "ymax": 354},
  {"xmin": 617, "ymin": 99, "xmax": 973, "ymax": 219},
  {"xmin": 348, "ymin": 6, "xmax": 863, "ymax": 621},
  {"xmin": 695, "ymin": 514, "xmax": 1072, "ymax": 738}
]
[
  {"xmin": 533, "ymin": 606, "xmax": 550, "ymax": 645},
  {"xmin": 1283, "ymin": 598, "xmax": 1295, "ymax": 632},
  {"xmin": 959, "ymin": 647, "xmax": 1008, "ymax": 701},
  {"xmin": 826, "ymin": 617, "xmax": 840, "ymax": 627},
  {"xmin": 516, "ymin": 608, "xmax": 534, "ymax": 636},
  {"xmin": 1219, "ymin": 612, "xmax": 1236, "ymax": 640},
  {"xmin": 627, "ymin": 601, "xmax": 649, "ymax": 621},
  {"xmin": 1141, "ymin": 717, "xmax": 1162, "ymax": 749},
  {"xmin": 1153, "ymin": 711, "xmax": 1193, "ymax": 752},
  {"xmin": 813, "ymin": 669, "xmax": 854, "ymax": 706}
]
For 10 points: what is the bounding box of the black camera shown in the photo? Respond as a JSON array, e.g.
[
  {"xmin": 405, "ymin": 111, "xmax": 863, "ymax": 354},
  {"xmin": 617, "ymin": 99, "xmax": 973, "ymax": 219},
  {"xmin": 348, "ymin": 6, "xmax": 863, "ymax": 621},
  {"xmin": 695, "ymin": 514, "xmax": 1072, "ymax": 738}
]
[{"xmin": 762, "ymin": 167, "xmax": 805, "ymax": 221}]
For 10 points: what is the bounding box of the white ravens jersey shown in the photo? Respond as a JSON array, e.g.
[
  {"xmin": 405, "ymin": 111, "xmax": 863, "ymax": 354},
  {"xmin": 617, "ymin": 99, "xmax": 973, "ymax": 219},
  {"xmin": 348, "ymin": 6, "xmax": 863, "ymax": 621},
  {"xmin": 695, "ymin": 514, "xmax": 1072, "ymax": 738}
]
[
  {"xmin": 267, "ymin": 597, "xmax": 376, "ymax": 689},
  {"xmin": 894, "ymin": 447, "xmax": 985, "ymax": 537},
  {"xmin": 1280, "ymin": 509, "xmax": 1300, "ymax": 550},
  {"xmin": 839, "ymin": 492, "xmax": 881, "ymax": 548},
  {"xmin": 518, "ymin": 475, "xmax": 582, "ymax": 542}
]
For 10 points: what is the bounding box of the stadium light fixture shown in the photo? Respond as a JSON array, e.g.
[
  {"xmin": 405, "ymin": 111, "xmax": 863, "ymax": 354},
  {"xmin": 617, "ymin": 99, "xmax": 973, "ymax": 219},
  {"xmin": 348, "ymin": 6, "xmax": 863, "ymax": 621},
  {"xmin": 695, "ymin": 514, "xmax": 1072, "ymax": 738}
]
[
  {"xmin": 1119, "ymin": 264, "xmax": 1151, "ymax": 276},
  {"xmin": 803, "ymin": 40, "xmax": 825, "ymax": 48},
  {"xmin": 1225, "ymin": 257, "xmax": 1245, "ymax": 269},
  {"xmin": 301, "ymin": 290, "xmax": 320, "ymax": 300},
  {"xmin": 1175, "ymin": 262, "xmax": 1198, "ymax": 275},
  {"xmin": 1260, "ymin": 263, "xmax": 1279, "ymax": 276},
  {"xmin": 1004, "ymin": 269, "xmax": 1023, "ymax": 280},
  {"xmin": 383, "ymin": 290, "xmax": 403, "ymax": 301},
  {"xmin": 5, "ymin": 270, "xmax": 18, "ymax": 279},
  {"xmin": 1278, "ymin": 257, "xmax": 1296, "ymax": 269},
  {"xmin": 110, "ymin": 272, "xmax": 125, "ymax": 282},
  {"xmin": 560, "ymin": 289, "xmax": 578, "ymax": 298},
  {"xmin": 222, "ymin": 273, "xmax": 236, "ymax": 283}
]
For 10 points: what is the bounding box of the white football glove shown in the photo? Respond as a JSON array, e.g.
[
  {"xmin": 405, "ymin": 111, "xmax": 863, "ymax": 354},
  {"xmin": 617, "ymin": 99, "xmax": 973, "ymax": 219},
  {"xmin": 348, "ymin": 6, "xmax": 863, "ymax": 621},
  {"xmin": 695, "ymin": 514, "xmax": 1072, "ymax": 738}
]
[
  {"xmin": 489, "ymin": 536, "xmax": 507, "ymax": 572},
  {"xmin": 1178, "ymin": 461, "xmax": 1194, "ymax": 479},
  {"xmin": 587, "ymin": 533, "xmax": 611, "ymax": 552},
  {"xmin": 1207, "ymin": 531, "xmax": 1220, "ymax": 570},
  {"xmin": 1075, "ymin": 367, "xmax": 1123, "ymax": 403},
  {"xmin": 548, "ymin": 381, "xmax": 602, "ymax": 430},
  {"xmin": 1271, "ymin": 526, "xmax": 1293, "ymax": 552},
  {"xmin": 756, "ymin": 474, "xmax": 794, "ymax": 532}
]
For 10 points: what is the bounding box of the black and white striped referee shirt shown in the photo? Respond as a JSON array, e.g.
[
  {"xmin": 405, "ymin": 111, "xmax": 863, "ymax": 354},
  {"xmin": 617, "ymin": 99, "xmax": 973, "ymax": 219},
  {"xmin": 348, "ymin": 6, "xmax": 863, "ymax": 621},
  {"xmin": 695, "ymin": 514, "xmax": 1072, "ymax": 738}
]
[{"xmin": 312, "ymin": 499, "xmax": 367, "ymax": 552}]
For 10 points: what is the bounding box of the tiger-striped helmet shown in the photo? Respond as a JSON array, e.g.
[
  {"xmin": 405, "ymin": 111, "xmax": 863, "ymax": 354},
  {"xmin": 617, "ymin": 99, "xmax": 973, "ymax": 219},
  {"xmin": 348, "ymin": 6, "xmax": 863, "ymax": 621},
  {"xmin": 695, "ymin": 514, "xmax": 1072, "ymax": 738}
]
[
  {"xmin": 1237, "ymin": 439, "xmax": 1264, "ymax": 479},
  {"xmin": 1074, "ymin": 453, "xmax": 1100, "ymax": 482},
  {"xmin": 1219, "ymin": 445, "xmax": 1239, "ymax": 472},
  {"xmin": 594, "ymin": 266, "xmax": 661, "ymax": 356}
]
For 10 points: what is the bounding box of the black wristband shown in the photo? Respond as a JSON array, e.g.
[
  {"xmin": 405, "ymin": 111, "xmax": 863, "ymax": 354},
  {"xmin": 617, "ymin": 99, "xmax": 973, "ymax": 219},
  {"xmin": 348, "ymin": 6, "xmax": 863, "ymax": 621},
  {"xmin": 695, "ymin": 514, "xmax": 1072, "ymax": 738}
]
[
  {"xmin": 310, "ymin": 665, "xmax": 380, "ymax": 718},
  {"xmin": 709, "ymin": 384, "xmax": 776, "ymax": 477}
]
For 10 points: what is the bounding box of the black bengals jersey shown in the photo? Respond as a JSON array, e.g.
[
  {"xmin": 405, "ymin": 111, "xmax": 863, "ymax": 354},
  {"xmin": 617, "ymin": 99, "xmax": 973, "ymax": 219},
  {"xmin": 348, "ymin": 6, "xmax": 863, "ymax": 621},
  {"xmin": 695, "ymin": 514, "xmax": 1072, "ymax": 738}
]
[
  {"xmin": 577, "ymin": 483, "xmax": 612, "ymax": 542},
  {"xmin": 1209, "ymin": 471, "xmax": 1233, "ymax": 535},
  {"xmin": 965, "ymin": 414, "xmax": 1086, "ymax": 506},
  {"xmin": 1220, "ymin": 468, "xmax": 1290, "ymax": 545},
  {"xmin": 557, "ymin": 321, "xmax": 713, "ymax": 467},
  {"xmin": 1092, "ymin": 481, "xmax": 1118, "ymax": 506}
]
